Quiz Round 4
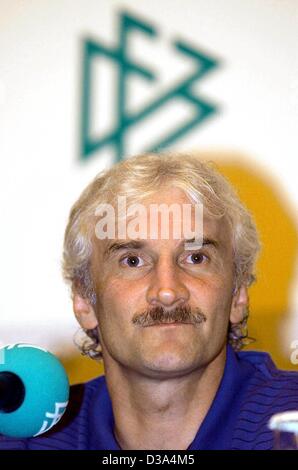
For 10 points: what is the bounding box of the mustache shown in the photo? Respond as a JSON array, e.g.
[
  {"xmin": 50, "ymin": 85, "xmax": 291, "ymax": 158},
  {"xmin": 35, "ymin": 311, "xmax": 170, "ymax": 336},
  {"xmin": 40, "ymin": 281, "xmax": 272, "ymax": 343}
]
[{"xmin": 132, "ymin": 304, "xmax": 207, "ymax": 327}]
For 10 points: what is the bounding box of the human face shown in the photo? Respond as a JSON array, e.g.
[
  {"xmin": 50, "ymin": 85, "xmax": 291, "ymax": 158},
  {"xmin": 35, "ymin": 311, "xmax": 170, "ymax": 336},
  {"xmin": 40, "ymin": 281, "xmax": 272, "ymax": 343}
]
[{"xmin": 90, "ymin": 188, "xmax": 236, "ymax": 378}]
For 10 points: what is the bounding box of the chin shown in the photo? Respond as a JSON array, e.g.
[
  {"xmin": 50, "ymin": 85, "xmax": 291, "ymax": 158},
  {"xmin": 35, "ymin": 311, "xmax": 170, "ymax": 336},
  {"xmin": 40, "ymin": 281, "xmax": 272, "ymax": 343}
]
[{"xmin": 141, "ymin": 350, "xmax": 200, "ymax": 376}]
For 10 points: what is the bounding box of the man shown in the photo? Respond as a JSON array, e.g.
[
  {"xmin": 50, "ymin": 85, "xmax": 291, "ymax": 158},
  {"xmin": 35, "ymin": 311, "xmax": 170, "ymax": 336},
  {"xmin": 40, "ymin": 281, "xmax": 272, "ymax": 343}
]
[{"xmin": 1, "ymin": 153, "xmax": 298, "ymax": 450}]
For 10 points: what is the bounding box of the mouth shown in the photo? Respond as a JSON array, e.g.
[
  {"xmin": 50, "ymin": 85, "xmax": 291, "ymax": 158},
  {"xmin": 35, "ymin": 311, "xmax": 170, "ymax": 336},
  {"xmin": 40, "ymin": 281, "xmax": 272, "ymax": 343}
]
[{"xmin": 144, "ymin": 322, "xmax": 194, "ymax": 328}]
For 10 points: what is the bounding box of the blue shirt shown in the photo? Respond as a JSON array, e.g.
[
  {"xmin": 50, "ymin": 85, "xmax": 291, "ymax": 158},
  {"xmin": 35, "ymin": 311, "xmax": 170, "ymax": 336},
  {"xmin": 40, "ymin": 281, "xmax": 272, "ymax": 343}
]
[{"xmin": 1, "ymin": 345, "xmax": 298, "ymax": 450}]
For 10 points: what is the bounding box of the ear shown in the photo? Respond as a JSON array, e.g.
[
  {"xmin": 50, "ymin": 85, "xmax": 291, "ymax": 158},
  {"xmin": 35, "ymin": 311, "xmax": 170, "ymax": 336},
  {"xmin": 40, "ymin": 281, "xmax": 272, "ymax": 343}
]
[
  {"xmin": 73, "ymin": 293, "xmax": 98, "ymax": 330},
  {"xmin": 229, "ymin": 285, "xmax": 249, "ymax": 324}
]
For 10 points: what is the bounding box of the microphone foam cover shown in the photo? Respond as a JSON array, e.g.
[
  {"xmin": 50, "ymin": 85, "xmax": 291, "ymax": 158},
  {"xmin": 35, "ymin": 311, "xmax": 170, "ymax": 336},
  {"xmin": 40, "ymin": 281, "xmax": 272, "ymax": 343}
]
[{"xmin": 0, "ymin": 343, "xmax": 69, "ymax": 438}]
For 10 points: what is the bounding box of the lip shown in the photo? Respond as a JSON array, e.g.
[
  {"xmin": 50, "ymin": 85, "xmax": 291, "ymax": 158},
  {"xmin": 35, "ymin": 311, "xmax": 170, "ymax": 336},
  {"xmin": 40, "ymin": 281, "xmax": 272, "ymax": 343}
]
[{"xmin": 144, "ymin": 322, "xmax": 193, "ymax": 328}]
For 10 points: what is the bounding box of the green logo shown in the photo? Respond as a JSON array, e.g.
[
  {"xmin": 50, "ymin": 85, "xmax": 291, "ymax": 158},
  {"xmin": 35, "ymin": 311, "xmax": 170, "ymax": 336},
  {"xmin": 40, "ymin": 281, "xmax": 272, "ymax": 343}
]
[{"xmin": 80, "ymin": 11, "xmax": 220, "ymax": 163}]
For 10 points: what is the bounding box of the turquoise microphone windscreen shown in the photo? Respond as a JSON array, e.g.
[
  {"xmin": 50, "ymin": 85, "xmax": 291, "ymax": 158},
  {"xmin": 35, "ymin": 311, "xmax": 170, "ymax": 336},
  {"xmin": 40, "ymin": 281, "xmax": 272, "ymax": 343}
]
[{"xmin": 0, "ymin": 343, "xmax": 69, "ymax": 438}]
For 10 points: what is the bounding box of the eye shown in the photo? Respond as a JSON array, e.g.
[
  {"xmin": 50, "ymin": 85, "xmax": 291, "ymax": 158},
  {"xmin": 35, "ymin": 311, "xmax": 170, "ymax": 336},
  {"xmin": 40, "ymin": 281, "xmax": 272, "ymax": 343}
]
[
  {"xmin": 120, "ymin": 254, "xmax": 145, "ymax": 268},
  {"xmin": 185, "ymin": 252, "xmax": 209, "ymax": 265}
]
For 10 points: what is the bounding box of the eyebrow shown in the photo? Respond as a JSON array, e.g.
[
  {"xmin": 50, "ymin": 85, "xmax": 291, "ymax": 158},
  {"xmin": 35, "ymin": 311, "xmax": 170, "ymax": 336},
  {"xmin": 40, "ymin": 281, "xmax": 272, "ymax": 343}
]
[{"xmin": 104, "ymin": 237, "xmax": 219, "ymax": 257}]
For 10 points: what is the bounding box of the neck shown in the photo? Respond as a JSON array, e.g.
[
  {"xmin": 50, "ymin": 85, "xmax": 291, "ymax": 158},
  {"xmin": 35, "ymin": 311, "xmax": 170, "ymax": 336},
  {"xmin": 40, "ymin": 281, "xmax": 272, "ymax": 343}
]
[{"xmin": 103, "ymin": 347, "xmax": 227, "ymax": 450}]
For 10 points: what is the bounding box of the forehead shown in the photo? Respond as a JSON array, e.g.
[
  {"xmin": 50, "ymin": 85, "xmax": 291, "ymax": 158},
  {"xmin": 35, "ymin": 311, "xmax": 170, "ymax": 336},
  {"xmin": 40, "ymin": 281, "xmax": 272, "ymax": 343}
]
[{"xmin": 92, "ymin": 186, "xmax": 232, "ymax": 255}]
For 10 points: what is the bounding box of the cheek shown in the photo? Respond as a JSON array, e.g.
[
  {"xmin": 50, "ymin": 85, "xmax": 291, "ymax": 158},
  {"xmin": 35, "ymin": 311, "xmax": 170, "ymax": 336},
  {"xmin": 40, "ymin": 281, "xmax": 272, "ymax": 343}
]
[
  {"xmin": 190, "ymin": 282, "xmax": 233, "ymax": 350},
  {"xmin": 104, "ymin": 276, "xmax": 134, "ymax": 303},
  {"xmin": 191, "ymin": 276, "xmax": 233, "ymax": 318},
  {"xmin": 209, "ymin": 288, "xmax": 234, "ymax": 334},
  {"xmin": 98, "ymin": 277, "xmax": 142, "ymax": 330}
]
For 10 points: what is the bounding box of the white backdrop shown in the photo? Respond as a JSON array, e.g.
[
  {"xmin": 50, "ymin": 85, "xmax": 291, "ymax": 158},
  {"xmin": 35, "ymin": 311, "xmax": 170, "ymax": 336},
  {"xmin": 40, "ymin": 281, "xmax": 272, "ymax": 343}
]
[{"xmin": 0, "ymin": 0, "xmax": 297, "ymax": 355}]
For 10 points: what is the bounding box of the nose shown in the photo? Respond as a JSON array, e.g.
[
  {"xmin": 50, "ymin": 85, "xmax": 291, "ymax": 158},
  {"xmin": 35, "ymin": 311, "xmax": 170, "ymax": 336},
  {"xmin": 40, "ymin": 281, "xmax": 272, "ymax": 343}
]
[{"xmin": 146, "ymin": 257, "xmax": 190, "ymax": 308}]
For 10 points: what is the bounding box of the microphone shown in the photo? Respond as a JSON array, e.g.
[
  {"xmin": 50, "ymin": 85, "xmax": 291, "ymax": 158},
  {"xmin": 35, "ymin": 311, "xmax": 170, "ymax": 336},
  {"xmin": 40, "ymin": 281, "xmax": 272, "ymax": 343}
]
[{"xmin": 0, "ymin": 343, "xmax": 69, "ymax": 438}]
